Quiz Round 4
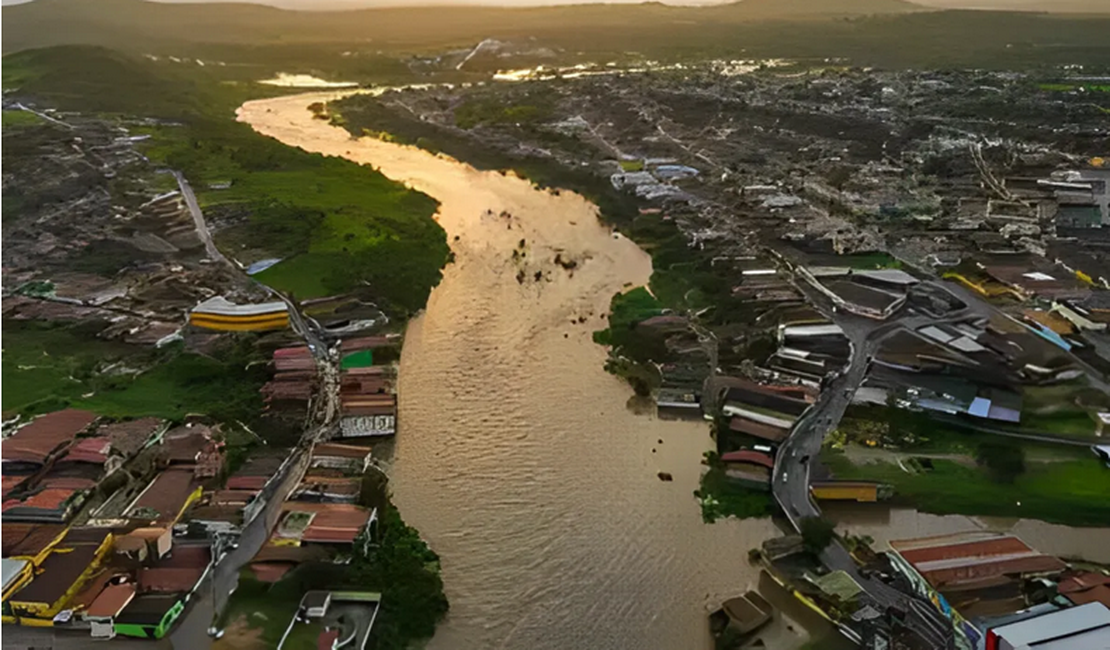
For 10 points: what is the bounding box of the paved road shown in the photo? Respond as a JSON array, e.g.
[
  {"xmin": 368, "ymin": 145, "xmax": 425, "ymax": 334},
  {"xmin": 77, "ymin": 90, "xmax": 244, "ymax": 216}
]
[
  {"xmin": 771, "ymin": 274, "xmax": 971, "ymax": 648},
  {"xmin": 173, "ymin": 171, "xmax": 232, "ymax": 268},
  {"xmin": 770, "ymin": 267, "xmax": 1110, "ymax": 647}
]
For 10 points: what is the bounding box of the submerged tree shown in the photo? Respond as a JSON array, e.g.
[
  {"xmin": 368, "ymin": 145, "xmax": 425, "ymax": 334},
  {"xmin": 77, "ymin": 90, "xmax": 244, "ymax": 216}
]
[
  {"xmin": 800, "ymin": 516, "xmax": 837, "ymax": 556},
  {"xmin": 976, "ymin": 441, "xmax": 1026, "ymax": 484}
]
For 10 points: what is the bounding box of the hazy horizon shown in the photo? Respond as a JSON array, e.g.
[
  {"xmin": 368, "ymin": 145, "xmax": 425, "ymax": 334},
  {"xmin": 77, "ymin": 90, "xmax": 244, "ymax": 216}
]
[{"xmin": 2, "ymin": 0, "xmax": 1106, "ymax": 11}]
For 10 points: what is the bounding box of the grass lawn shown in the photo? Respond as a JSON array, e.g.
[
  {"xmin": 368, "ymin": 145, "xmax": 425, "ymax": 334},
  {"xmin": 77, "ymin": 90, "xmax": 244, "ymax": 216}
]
[
  {"xmin": 2, "ymin": 320, "xmax": 267, "ymax": 422},
  {"xmin": 253, "ymin": 254, "xmax": 335, "ymax": 300},
  {"xmin": 822, "ymin": 449, "xmax": 1110, "ymax": 527},
  {"xmin": 695, "ymin": 464, "xmax": 774, "ymax": 523},
  {"xmin": 217, "ymin": 571, "xmax": 301, "ymax": 647},
  {"xmin": 2, "ymin": 109, "xmax": 44, "ymax": 128},
  {"xmin": 2, "ymin": 320, "xmax": 139, "ymax": 416}
]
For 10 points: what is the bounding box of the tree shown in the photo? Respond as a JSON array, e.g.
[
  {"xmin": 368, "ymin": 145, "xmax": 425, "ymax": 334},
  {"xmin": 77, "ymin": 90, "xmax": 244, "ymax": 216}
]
[
  {"xmin": 800, "ymin": 517, "xmax": 837, "ymax": 556},
  {"xmin": 976, "ymin": 441, "xmax": 1026, "ymax": 484}
]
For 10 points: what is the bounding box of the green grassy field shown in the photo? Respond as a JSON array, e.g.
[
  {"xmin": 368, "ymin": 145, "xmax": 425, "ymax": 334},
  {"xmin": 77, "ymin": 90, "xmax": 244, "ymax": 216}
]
[
  {"xmin": 2, "ymin": 109, "xmax": 44, "ymax": 128},
  {"xmin": 5, "ymin": 47, "xmax": 451, "ymax": 315},
  {"xmin": 2, "ymin": 320, "xmax": 267, "ymax": 423},
  {"xmin": 696, "ymin": 461, "xmax": 774, "ymax": 523},
  {"xmin": 822, "ymin": 448, "xmax": 1110, "ymax": 527}
]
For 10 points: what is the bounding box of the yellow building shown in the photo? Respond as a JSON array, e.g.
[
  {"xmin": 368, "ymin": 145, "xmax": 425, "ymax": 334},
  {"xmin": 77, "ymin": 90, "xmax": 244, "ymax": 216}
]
[
  {"xmin": 189, "ymin": 296, "xmax": 289, "ymax": 332},
  {"xmin": 8, "ymin": 532, "xmax": 113, "ymax": 625}
]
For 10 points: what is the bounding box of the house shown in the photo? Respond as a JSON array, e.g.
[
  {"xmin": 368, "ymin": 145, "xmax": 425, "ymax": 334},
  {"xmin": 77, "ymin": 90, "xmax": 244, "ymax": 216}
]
[
  {"xmin": 7, "ymin": 530, "xmax": 114, "ymax": 623},
  {"xmin": 84, "ymin": 583, "xmax": 137, "ymax": 639},
  {"xmin": 310, "ymin": 443, "xmax": 372, "ymax": 474},
  {"xmin": 126, "ymin": 468, "xmax": 203, "ymax": 525},
  {"xmin": 1, "ymin": 409, "xmax": 99, "ymax": 473},
  {"xmin": 189, "ymin": 296, "xmax": 289, "ymax": 332},
  {"xmin": 984, "ymin": 602, "xmax": 1110, "ymax": 650},
  {"xmin": 161, "ymin": 424, "xmax": 224, "ymax": 478},
  {"xmin": 98, "ymin": 418, "xmax": 167, "ymax": 464},
  {"xmin": 113, "ymin": 593, "xmax": 185, "ymax": 639},
  {"xmin": 2, "ymin": 559, "xmax": 33, "ymax": 623},
  {"xmin": 886, "ymin": 532, "xmax": 1069, "ymax": 645}
]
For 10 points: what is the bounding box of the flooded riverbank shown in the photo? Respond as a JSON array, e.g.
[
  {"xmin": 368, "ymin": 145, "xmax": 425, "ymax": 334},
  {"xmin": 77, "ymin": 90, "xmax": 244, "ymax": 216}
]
[
  {"xmin": 825, "ymin": 504, "xmax": 1110, "ymax": 564},
  {"xmin": 236, "ymin": 91, "xmax": 1110, "ymax": 649},
  {"xmin": 238, "ymin": 92, "xmax": 783, "ymax": 650}
]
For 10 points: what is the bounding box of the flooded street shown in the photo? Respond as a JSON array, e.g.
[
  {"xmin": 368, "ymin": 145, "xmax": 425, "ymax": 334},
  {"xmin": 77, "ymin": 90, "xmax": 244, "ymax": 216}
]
[
  {"xmin": 825, "ymin": 504, "xmax": 1110, "ymax": 564},
  {"xmin": 239, "ymin": 92, "xmax": 783, "ymax": 650}
]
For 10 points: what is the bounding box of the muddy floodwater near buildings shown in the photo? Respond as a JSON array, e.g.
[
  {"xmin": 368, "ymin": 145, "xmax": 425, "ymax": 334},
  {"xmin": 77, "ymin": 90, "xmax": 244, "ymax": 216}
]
[{"xmin": 238, "ymin": 92, "xmax": 1110, "ymax": 650}]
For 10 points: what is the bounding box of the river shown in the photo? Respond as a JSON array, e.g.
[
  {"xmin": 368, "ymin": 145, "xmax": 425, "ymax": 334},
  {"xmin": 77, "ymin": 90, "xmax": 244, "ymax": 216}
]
[
  {"xmin": 239, "ymin": 92, "xmax": 787, "ymax": 650},
  {"xmin": 237, "ymin": 91, "xmax": 1110, "ymax": 650}
]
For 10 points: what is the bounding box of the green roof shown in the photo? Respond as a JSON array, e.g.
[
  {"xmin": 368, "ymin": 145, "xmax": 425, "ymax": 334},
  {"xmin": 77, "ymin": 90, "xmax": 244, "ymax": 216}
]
[
  {"xmin": 341, "ymin": 350, "xmax": 374, "ymax": 369},
  {"xmin": 811, "ymin": 570, "xmax": 863, "ymax": 602}
]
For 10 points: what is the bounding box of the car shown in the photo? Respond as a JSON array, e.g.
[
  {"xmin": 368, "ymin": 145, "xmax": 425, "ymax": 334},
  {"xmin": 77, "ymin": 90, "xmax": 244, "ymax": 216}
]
[
  {"xmin": 800, "ymin": 455, "xmax": 810, "ymax": 464},
  {"xmin": 780, "ymin": 472, "xmax": 789, "ymax": 483},
  {"xmin": 208, "ymin": 627, "xmax": 225, "ymax": 639}
]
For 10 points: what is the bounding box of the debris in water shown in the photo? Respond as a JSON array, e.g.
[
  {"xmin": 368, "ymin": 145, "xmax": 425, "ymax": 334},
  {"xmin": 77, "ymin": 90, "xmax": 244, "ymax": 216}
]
[
  {"xmin": 657, "ymin": 472, "xmax": 673, "ymax": 482},
  {"xmin": 554, "ymin": 253, "xmax": 578, "ymax": 270}
]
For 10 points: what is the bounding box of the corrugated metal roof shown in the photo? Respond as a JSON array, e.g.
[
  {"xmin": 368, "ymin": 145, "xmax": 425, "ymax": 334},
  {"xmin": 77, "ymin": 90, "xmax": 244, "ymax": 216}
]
[
  {"xmin": 2, "ymin": 523, "xmax": 66, "ymax": 557},
  {"xmin": 2, "ymin": 558, "xmax": 29, "ymax": 592},
  {"xmin": 11, "ymin": 545, "xmax": 100, "ymax": 605},
  {"xmin": 61, "ymin": 436, "xmax": 112, "ymax": 464},
  {"xmin": 720, "ymin": 450, "xmax": 775, "ymax": 469},
  {"xmin": 86, "ymin": 583, "xmax": 136, "ymax": 618},
  {"xmin": 98, "ymin": 418, "xmax": 164, "ymax": 458},
  {"xmin": 116, "ymin": 593, "xmax": 183, "ymax": 626},
  {"xmin": 312, "ymin": 443, "xmax": 372, "ymax": 460},
  {"xmin": 191, "ymin": 296, "xmax": 288, "ymax": 317},
  {"xmin": 729, "ymin": 416, "xmax": 788, "ymax": 442},
  {"xmin": 991, "ymin": 602, "xmax": 1110, "ymax": 647},
  {"xmin": 128, "ymin": 469, "xmax": 199, "ymax": 523},
  {"xmin": 3, "ymin": 410, "xmax": 98, "ymax": 464},
  {"xmin": 138, "ymin": 567, "xmax": 204, "ymax": 594}
]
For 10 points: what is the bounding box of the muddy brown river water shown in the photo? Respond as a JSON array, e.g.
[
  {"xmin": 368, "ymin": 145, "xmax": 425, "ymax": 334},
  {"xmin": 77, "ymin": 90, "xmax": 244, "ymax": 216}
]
[{"xmin": 238, "ymin": 91, "xmax": 1110, "ymax": 650}]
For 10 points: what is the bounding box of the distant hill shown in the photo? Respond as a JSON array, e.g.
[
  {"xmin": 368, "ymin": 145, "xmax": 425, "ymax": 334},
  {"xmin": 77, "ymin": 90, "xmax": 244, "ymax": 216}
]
[
  {"xmin": 2, "ymin": 0, "xmax": 1108, "ymax": 70},
  {"xmin": 1, "ymin": 0, "xmax": 922, "ymax": 54}
]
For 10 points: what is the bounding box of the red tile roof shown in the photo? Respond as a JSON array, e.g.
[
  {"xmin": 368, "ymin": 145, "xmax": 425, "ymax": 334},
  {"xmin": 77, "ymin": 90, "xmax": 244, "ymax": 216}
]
[
  {"xmin": 156, "ymin": 544, "xmax": 211, "ymax": 570},
  {"xmin": 891, "ymin": 533, "xmax": 1067, "ymax": 589},
  {"xmin": 2, "ymin": 475, "xmax": 27, "ymax": 498},
  {"xmin": 251, "ymin": 563, "xmax": 293, "ymax": 583},
  {"xmin": 1, "ymin": 523, "xmax": 66, "ymax": 557},
  {"xmin": 729, "ymin": 416, "xmax": 789, "ymax": 442},
  {"xmin": 138, "ymin": 567, "xmax": 204, "ymax": 593},
  {"xmin": 61, "ymin": 436, "xmax": 112, "ymax": 464},
  {"xmin": 1059, "ymin": 573, "xmax": 1110, "ymax": 609},
  {"xmin": 898, "ymin": 535, "xmax": 1033, "ymax": 565},
  {"xmin": 3, "ymin": 409, "xmax": 98, "ymax": 464},
  {"xmin": 3, "ymin": 487, "xmax": 78, "ymax": 512},
  {"xmin": 226, "ymin": 476, "xmax": 268, "ymax": 491},
  {"xmin": 312, "ymin": 443, "xmax": 372, "ymax": 460},
  {"xmin": 86, "ymin": 583, "xmax": 136, "ymax": 618},
  {"xmin": 720, "ymin": 450, "xmax": 775, "ymax": 469}
]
